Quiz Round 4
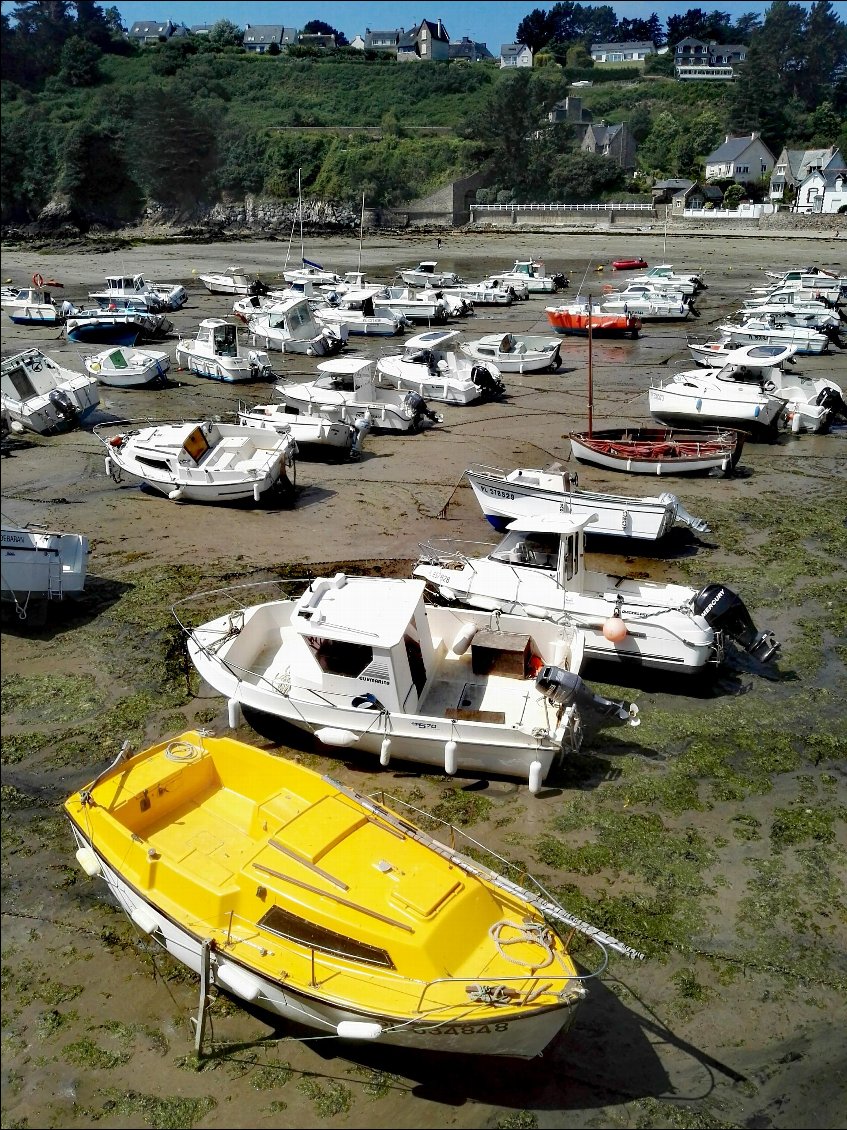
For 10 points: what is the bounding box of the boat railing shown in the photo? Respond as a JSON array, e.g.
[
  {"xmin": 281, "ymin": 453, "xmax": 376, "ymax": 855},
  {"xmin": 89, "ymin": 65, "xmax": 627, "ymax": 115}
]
[
  {"xmin": 416, "ymin": 537, "xmax": 495, "ymax": 573},
  {"xmin": 465, "ymin": 462, "xmax": 508, "ymax": 480}
]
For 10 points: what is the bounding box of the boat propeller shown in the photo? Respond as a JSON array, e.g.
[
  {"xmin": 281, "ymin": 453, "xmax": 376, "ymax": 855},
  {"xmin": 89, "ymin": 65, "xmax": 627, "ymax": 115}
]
[{"xmin": 692, "ymin": 583, "xmax": 780, "ymax": 663}]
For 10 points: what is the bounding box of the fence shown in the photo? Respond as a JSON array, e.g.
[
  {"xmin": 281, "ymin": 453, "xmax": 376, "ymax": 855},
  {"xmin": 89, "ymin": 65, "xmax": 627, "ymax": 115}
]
[{"xmin": 471, "ymin": 203, "xmax": 654, "ymax": 213}]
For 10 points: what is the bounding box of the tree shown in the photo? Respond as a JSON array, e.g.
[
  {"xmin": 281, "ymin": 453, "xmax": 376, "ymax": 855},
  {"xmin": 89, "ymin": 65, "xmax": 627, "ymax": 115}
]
[
  {"xmin": 516, "ymin": 8, "xmax": 558, "ymax": 51},
  {"xmin": 666, "ymin": 8, "xmax": 734, "ymax": 45},
  {"xmin": 565, "ymin": 44, "xmax": 592, "ymax": 68},
  {"xmin": 57, "ymin": 34, "xmax": 101, "ymax": 86},
  {"xmin": 617, "ymin": 15, "xmax": 664, "ymax": 45},
  {"xmin": 627, "ymin": 105, "xmax": 652, "ymax": 144},
  {"xmin": 797, "ymin": 0, "xmax": 847, "ymax": 108},
  {"xmin": 644, "ymin": 51, "xmax": 675, "ymax": 77},
  {"xmin": 729, "ymin": 2, "xmax": 808, "ymax": 150},
  {"xmin": 302, "ymin": 19, "xmax": 348, "ymax": 47},
  {"xmin": 549, "ymin": 150, "xmax": 625, "ymax": 201},
  {"xmin": 208, "ymin": 19, "xmax": 243, "ymax": 48}
]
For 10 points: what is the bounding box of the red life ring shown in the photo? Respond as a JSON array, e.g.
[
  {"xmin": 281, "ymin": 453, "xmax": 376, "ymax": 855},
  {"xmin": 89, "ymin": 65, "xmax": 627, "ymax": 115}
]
[{"xmin": 32, "ymin": 273, "xmax": 44, "ymax": 288}]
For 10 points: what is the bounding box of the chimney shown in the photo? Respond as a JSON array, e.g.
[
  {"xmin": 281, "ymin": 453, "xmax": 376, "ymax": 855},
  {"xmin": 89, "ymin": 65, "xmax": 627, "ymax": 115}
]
[
  {"xmin": 438, "ymin": 19, "xmax": 443, "ymax": 37},
  {"xmin": 725, "ymin": 134, "xmax": 732, "ymax": 144}
]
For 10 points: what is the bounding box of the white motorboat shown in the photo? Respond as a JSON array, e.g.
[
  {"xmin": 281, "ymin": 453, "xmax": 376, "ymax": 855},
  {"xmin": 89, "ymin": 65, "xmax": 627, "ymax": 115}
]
[
  {"xmin": 237, "ymin": 401, "xmax": 371, "ymax": 461},
  {"xmin": 1, "ymin": 348, "xmax": 100, "ymax": 435},
  {"xmin": 465, "ymin": 463, "xmax": 710, "ymax": 540},
  {"xmin": 419, "ymin": 287, "xmax": 473, "ymax": 317},
  {"xmin": 198, "ymin": 266, "xmax": 265, "ymax": 296},
  {"xmin": 599, "ymin": 292, "xmax": 691, "ymax": 320},
  {"xmin": 738, "ymin": 302, "xmax": 844, "ymax": 340},
  {"xmin": 277, "ymin": 358, "xmax": 442, "ymax": 433},
  {"xmin": 95, "ymin": 419, "xmax": 298, "ymax": 504},
  {"xmin": 246, "ymin": 295, "xmax": 346, "ymax": 356},
  {"xmin": 175, "ymin": 319, "xmax": 273, "ymax": 383},
  {"xmin": 176, "ymin": 572, "xmax": 641, "ymax": 792},
  {"xmin": 314, "ymin": 290, "xmax": 407, "ymax": 336},
  {"xmin": 65, "ymin": 305, "xmax": 172, "ymax": 346},
  {"xmin": 2, "ymin": 285, "xmax": 61, "ymax": 325},
  {"xmin": 604, "ymin": 281, "xmax": 691, "ymax": 305},
  {"xmin": 376, "ymin": 329, "xmax": 505, "ymax": 404},
  {"xmin": 89, "ymin": 273, "xmax": 186, "ymax": 312},
  {"xmin": 763, "ymin": 267, "xmax": 846, "ymax": 300},
  {"xmin": 460, "ymin": 332, "xmax": 562, "ymax": 374},
  {"xmin": 414, "ymin": 514, "xmax": 780, "ymax": 674},
  {"xmin": 627, "ymin": 264, "xmax": 704, "ymax": 295},
  {"xmin": 442, "ymin": 279, "xmax": 515, "ymax": 306},
  {"xmin": 398, "ymin": 261, "xmax": 462, "ymax": 287},
  {"xmin": 743, "ymin": 288, "xmax": 838, "ymax": 317},
  {"xmin": 649, "ymin": 343, "xmax": 794, "ymax": 439},
  {"xmin": 282, "ymin": 261, "xmax": 343, "ymax": 288},
  {"xmin": 483, "ymin": 275, "xmax": 530, "ymax": 300},
  {"xmin": 488, "ymin": 260, "xmax": 566, "ymax": 294},
  {"xmin": 715, "ymin": 314, "xmax": 830, "ymax": 355},
  {"xmin": 83, "ymin": 346, "xmax": 170, "ymax": 389},
  {"xmin": 372, "ymin": 286, "xmax": 448, "ymax": 323},
  {"xmin": 1, "ymin": 523, "xmax": 89, "ymax": 614}
]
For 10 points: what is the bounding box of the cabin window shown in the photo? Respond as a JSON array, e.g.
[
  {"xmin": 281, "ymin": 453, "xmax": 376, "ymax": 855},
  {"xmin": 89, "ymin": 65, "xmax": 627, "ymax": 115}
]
[
  {"xmin": 304, "ymin": 636, "xmax": 374, "ymax": 678},
  {"xmin": 492, "ymin": 531, "xmax": 558, "ymax": 570},
  {"xmin": 288, "ymin": 304, "xmax": 311, "ymax": 330},
  {"xmin": 182, "ymin": 426, "xmax": 210, "ymax": 464},
  {"xmin": 259, "ymin": 906, "xmax": 395, "ymax": 968},
  {"xmin": 562, "ymin": 535, "xmax": 578, "ymax": 581},
  {"xmin": 215, "ymin": 326, "xmax": 237, "ymax": 356},
  {"xmin": 108, "ymin": 350, "xmax": 128, "ymax": 369},
  {"xmin": 404, "ymin": 627, "xmax": 427, "ymax": 694}
]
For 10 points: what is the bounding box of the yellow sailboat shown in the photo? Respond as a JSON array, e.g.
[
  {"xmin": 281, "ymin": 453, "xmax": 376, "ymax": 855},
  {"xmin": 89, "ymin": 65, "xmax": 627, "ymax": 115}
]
[{"xmin": 65, "ymin": 730, "xmax": 641, "ymax": 1058}]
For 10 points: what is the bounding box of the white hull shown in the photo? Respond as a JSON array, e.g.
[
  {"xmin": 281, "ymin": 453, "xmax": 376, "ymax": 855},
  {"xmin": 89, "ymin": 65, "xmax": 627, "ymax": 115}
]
[
  {"xmin": 175, "ymin": 345, "xmax": 265, "ymax": 383},
  {"xmin": 84, "ymin": 348, "xmax": 170, "ymax": 388},
  {"xmin": 374, "ymin": 364, "xmax": 485, "ymax": 405},
  {"xmin": 460, "ymin": 336, "xmax": 560, "ymax": 374},
  {"xmin": 1, "ymin": 350, "xmax": 100, "ymax": 434},
  {"xmin": 1, "ymin": 526, "xmax": 88, "ymax": 603},
  {"xmin": 237, "ymin": 404, "xmax": 368, "ymax": 459},
  {"xmin": 649, "ymin": 385, "xmax": 787, "ymax": 436},
  {"xmin": 601, "ymin": 298, "xmax": 689, "ymax": 319},
  {"xmin": 185, "ymin": 599, "xmax": 584, "ymax": 785},
  {"xmin": 717, "ymin": 322, "xmax": 828, "ymax": 354},
  {"xmin": 466, "ymin": 467, "xmax": 706, "ymax": 540},
  {"xmin": 568, "ymin": 434, "xmax": 735, "ymax": 476},
  {"xmin": 68, "ymin": 823, "xmax": 579, "ymax": 1058}
]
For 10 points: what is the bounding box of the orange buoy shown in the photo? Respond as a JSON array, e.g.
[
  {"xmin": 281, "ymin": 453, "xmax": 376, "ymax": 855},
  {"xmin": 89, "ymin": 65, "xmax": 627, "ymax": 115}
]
[
  {"xmin": 603, "ymin": 616, "xmax": 628, "ymax": 643},
  {"xmin": 109, "ymin": 435, "xmax": 125, "ymax": 447},
  {"xmin": 32, "ymin": 272, "xmax": 44, "ymax": 287}
]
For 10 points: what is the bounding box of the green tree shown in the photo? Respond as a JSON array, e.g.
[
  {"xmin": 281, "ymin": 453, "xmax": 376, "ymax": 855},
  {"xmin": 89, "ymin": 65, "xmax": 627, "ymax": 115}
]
[
  {"xmin": 644, "ymin": 51, "xmax": 675, "ymax": 77},
  {"xmin": 208, "ymin": 19, "xmax": 243, "ymax": 48},
  {"xmin": 565, "ymin": 44, "xmax": 593, "ymax": 68},
  {"xmin": 549, "ymin": 149, "xmax": 625, "ymax": 200},
  {"xmin": 57, "ymin": 34, "xmax": 102, "ymax": 86},
  {"xmin": 797, "ymin": 0, "xmax": 847, "ymax": 108},
  {"xmin": 729, "ymin": 2, "xmax": 808, "ymax": 150},
  {"xmin": 302, "ymin": 19, "xmax": 349, "ymax": 47}
]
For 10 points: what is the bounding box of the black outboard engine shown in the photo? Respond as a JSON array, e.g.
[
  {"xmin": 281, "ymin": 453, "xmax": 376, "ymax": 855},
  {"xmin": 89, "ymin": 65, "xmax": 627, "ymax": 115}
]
[
  {"xmin": 692, "ymin": 583, "xmax": 780, "ymax": 663},
  {"xmin": 470, "ymin": 365, "xmax": 506, "ymax": 401},
  {"xmin": 551, "ymin": 272, "xmax": 568, "ymax": 290},
  {"xmin": 817, "ymin": 385, "xmax": 847, "ymax": 422},
  {"xmin": 535, "ymin": 666, "xmax": 639, "ymax": 739},
  {"xmin": 822, "ymin": 323, "xmax": 847, "ymax": 349},
  {"xmin": 48, "ymin": 389, "xmax": 78, "ymax": 422},
  {"xmin": 406, "ymin": 392, "xmax": 441, "ymax": 430}
]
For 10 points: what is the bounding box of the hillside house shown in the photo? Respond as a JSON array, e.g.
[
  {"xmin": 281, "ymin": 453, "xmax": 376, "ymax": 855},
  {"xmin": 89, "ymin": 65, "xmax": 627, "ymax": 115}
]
[
  {"xmin": 397, "ymin": 20, "xmax": 450, "ymax": 62},
  {"xmin": 709, "ymin": 43, "xmax": 748, "ymax": 66},
  {"xmin": 500, "ymin": 43, "xmax": 533, "ymax": 68},
  {"xmin": 705, "ymin": 133, "xmax": 775, "ymax": 184},
  {"xmin": 793, "ymin": 166, "xmax": 847, "ymax": 214},
  {"xmin": 449, "ymin": 37, "xmax": 493, "ymax": 62},
  {"xmin": 671, "ymin": 183, "xmax": 724, "ymax": 213},
  {"xmin": 128, "ymin": 19, "xmax": 180, "ymax": 45},
  {"xmin": 580, "ymin": 122, "xmax": 636, "ymax": 172},
  {"xmin": 673, "ymin": 37, "xmax": 710, "ymax": 64},
  {"xmin": 590, "ymin": 41, "xmax": 655, "ymax": 64},
  {"xmin": 770, "ymin": 146, "xmax": 845, "ymax": 203},
  {"xmin": 298, "ymin": 32, "xmax": 337, "ymax": 49},
  {"xmin": 351, "ymin": 29, "xmax": 402, "ymax": 52},
  {"xmin": 652, "ymin": 179, "xmax": 694, "ymax": 204},
  {"xmin": 548, "ymin": 96, "xmax": 593, "ymax": 139},
  {"xmin": 242, "ymin": 25, "xmax": 296, "ymax": 53}
]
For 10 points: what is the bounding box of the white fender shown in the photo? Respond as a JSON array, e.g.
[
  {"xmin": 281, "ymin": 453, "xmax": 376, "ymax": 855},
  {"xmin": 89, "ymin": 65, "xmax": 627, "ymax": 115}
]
[
  {"xmin": 315, "ymin": 727, "xmax": 359, "ymax": 748},
  {"xmin": 450, "ymin": 623, "xmax": 477, "ymax": 656},
  {"xmin": 380, "ymin": 738, "xmax": 392, "ymax": 766},
  {"xmin": 528, "ymin": 760, "xmax": 543, "ymax": 795},
  {"xmin": 253, "ymin": 482, "xmax": 261, "ymax": 502},
  {"xmin": 130, "ymin": 905, "xmax": 159, "ymax": 934},
  {"xmin": 444, "ymin": 740, "xmax": 458, "ymax": 775},
  {"xmin": 75, "ymin": 847, "xmax": 101, "ymax": 877},
  {"xmin": 216, "ymin": 963, "xmax": 263, "ymax": 1002},
  {"xmin": 227, "ymin": 698, "xmax": 242, "ymax": 729},
  {"xmin": 336, "ymin": 1021, "xmax": 382, "ymax": 1040},
  {"xmin": 168, "ymin": 488, "xmax": 185, "ymax": 501}
]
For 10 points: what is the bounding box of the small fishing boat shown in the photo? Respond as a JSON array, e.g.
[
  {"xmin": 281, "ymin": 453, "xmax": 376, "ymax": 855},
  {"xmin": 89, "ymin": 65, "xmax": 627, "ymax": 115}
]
[
  {"xmin": 175, "ymin": 320, "xmax": 273, "ymax": 383},
  {"xmin": 372, "ymin": 286, "xmax": 448, "ymax": 324},
  {"xmin": 177, "ymin": 572, "xmax": 640, "ymax": 790},
  {"xmin": 488, "ymin": 260, "xmax": 566, "ymax": 294},
  {"xmin": 627, "ymin": 264, "xmax": 704, "ymax": 295},
  {"xmin": 398, "ymin": 260, "xmax": 463, "ymax": 287},
  {"xmin": 599, "ymin": 292, "xmax": 691, "ymax": 321},
  {"xmin": 89, "ymin": 273, "xmax": 186, "ymax": 312},
  {"xmin": 715, "ymin": 314, "xmax": 830, "ymax": 355},
  {"xmin": 441, "ymin": 279, "xmax": 514, "ymax": 306},
  {"xmin": 414, "ymin": 513, "xmax": 779, "ymax": 673},
  {"xmin": 648, "ymin": 343, "xmax": 793, "ymax": 439},
  {"xmin": 246, "ymin": 295, "xmax": 347, "ymax": 356},
  {"xmin": 65, "ymin": 306, "xmax": 171, "ymax": 347},
  {"xmin": 314, "ymin": 290, "xmax": 407, "ymax": 336},
  {"xmin": 83, "ymin": 346, "xmax": 170, "ymax": 389},
  {"xmin": 198, "ymin": 266, "xmax": 265, "ymax": 296},
  {"xmin": 277, "ymin": 358, "xmax": 443, "ymax": 433},
  {"xmin": 465, "ymin": 463, "xmax": 710, "ymax": 540},
  {"xmin": 459, "ymin": 333, "xmax": 562, "ymax": 374},
  {"xmin": 1, "ymin": 348, "xmax": 100, "ymax": 435},
  {"xmin": 1, "ymin": 523, "xmax": 89, "ymax": 613},
  {"xmin": 545, "ymin": 301, "xmax": 641, "ymax": 338},
  {"xmin": 237, "ymin": 401, "xmax": 371, "ymax": 461},
  {"xmin": 568, "ymin": 427, "xmax": 745, "ymax": 476},
  {"xmin": 95, "ymin": 419, "xmax": 298, "ymax": 504},
  {"xmin": 611, "ymin": 257, "xmax": 648, "ymax": 271},
  {"xmin": 2, "ymin": 284, "xmax": 61, "ymax": 325},
  {"xmin": 65, "ymin": 727, "xmax": 642, "ymax": 1058},
  {"xmin": 376, "ymin": 330, "xmax": 505, "ymax": 404}
]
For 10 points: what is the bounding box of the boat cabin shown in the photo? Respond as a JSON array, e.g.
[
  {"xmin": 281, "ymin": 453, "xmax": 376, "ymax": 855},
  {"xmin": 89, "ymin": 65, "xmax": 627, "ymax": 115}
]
[
  {"xmin": 314, "ymin": 357, "xmax": 375, "ymax": 391},
  {"xmin": 512, "ymin": 260, "xmax": 548, "ymax": 279},
  {"xmin": 1, "ymin": 350, "xmax": 60, "ymax": 400},
  {"xmin": 5, "ymin": 287, "xmax": 56, "ymax": 307},
  {"xmin": 194, "ymin": 319, "xmax": 242, "ymax": 357},
  {"xmin": 257, "ymin": 297, "xmax": 321, "ymax": 338},
  {"xmin": 710, "ymin": 343, "xmax": 795, "ymax": 384},
  {"xmin": 488, "ymin": 514, "xmax": 592, "ymax": 594},
  {"xmin": 291, "ymin": 574, "xmax": 436, "ymax": 714}
]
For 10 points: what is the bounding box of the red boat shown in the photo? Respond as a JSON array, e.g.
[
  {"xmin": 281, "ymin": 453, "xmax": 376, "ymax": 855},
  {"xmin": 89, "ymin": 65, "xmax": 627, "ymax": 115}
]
[
  {"xmin": 568, "ymin": 427, "xmax": 745, "ymax": 476},
  {"xmin": 545, "ymin": 303, "xmax": 641, "ymax": 338},
  {"xmin": 611, "ymin": 257, "xmax": 648, "ymax": 271}
]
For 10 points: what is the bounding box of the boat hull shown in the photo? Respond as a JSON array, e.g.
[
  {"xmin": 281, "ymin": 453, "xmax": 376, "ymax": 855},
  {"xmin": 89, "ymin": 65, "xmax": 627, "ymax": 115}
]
[
  {"xmin": 175, "ymin": 346, "xmax": 257, "ymax": 383},
  {"xmin": 66, "ymin": 323, "xmax": 141, "ymax": 347},
  {"xmin": 466, "ymin": 468, "xmax": 677, "ymax": 540},
  {"xmin": 649, "ymin": 387, "xmax": 787, "ymax": 439},
  {"xmin": 568, "ymin": 429, "xmax": 744, "ymax": 476},
  {"xmin": 545, "ymin": 309, "xmax": 641, "ymax": 337},
  {"xmin": 1, "ymin": 527, "xmax": 88, "ymax": 602}
]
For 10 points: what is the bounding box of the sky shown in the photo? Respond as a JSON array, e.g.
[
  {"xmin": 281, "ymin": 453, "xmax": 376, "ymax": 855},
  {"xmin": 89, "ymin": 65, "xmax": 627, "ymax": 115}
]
[{"xmin": 99, "ymin": 2, "xmax": 813, "ymax": 46}]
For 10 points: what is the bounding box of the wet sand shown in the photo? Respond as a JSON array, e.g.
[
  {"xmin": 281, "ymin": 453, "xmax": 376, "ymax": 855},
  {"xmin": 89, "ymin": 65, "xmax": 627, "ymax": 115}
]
[{"xmin": 1, "ymin": 230, "xmax": 846, "ymax": 1129}]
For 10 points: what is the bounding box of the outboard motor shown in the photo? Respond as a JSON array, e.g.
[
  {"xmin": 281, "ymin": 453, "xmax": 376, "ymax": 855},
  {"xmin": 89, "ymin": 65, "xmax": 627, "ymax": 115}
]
[
  {"xmin": 535, "ymin": 666, "xmax": 640, "ymax": 739},
  {"xmin": 48, "ymin": 389, "xmax": 78, "ymax": 422},
  {"xmin": 657, "ymin": 492, "xmax": 710, "ymax": 535},
  {"xmin": 406, "ymin": 392, "xmax": 441, "ymax": 431},
  {"xmin": 470, "ymin": 365, "xmax": 506, "ymax": 401},
  {"xmin": 551, "ymin": 272, "xmax": 568, "ymax": 290},
  {"xmin": 822, "ymin": 322, "xmax": 847, "ymax": 348},
  {"xmin": 350, "ymin": 413, "xmax": 372, "ymax": 460},
  {"xmin": 692, "ymin": 583, "xmax": 780, "ymax": 663},
  {"xmin": 816, "ymin": 385, "xmax": 847, "ymax": 423}
]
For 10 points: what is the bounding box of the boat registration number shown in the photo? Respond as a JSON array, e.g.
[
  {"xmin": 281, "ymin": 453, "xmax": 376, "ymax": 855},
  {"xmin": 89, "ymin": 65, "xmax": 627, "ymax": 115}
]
[
  {"xmin": 413, "ymin": 1022, "xmax": 510, "ymax": 1036},
  {"xmin": 480, "ymin": 485, "xmax": 515, "ymax": 500}
]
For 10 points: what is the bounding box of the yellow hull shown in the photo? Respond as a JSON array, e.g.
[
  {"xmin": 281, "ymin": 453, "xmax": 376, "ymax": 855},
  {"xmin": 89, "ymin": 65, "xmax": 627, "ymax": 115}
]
[{"xmin": 65, "ymin": 731, "xmax": 587, "ymax": 1057}]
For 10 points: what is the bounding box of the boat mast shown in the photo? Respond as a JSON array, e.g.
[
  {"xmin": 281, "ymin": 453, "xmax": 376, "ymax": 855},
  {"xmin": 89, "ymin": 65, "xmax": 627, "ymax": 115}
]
[
  {"xmin": 357, "ymin": 192, "xmax": 365, "ymax": 275},
  {"xmin": 298, "ymin": 167, "xmax": 305, "ymax": 267},
  {"xmin": 587, "ymin": 296, "xmax": 594, "ymax": 436}
]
